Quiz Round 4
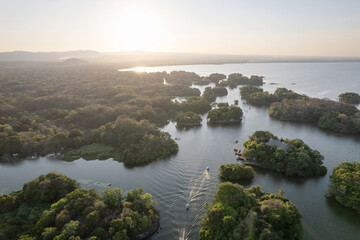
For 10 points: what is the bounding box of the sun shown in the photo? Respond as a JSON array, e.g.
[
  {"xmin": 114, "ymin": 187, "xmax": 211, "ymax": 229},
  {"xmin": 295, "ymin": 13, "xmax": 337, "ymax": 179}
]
[{"xmin": 108, "ymin": 6, "xmax": 161, "ymax": 51}]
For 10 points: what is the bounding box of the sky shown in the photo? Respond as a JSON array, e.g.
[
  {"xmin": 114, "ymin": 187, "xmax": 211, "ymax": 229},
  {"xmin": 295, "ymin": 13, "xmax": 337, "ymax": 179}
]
[{"xmin": 0, "ymin": 0, "xmax": 359, "ymax": 56}]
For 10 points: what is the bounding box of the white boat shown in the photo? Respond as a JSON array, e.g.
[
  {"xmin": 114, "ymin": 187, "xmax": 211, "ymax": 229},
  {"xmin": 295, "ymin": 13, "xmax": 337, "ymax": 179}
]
[
  {"xmin": 186, "ymin": 203, "xmax": 190, "ymax": 210},
  {"xmin": 206, "ymin": 166, "xmax": 209, "ymax": 171}
]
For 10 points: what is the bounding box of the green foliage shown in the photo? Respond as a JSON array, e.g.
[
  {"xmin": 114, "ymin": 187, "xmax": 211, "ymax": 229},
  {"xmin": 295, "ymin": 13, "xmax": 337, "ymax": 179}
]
[
  {"xmin": 202, "ymin": 87, "xmax": 217, "ymax": 102},
  {"xmin": 318, "ymin": 112, "xmax": 360, "ymax": 134},
  {"xmin": 200, "ymin": 182, "xmax": 303, "ymax": 240},
  {"xmin": 329, "ymin": 162, "xmax": 360, "ymax": 212},
  {"xmin": 269, "ymin": 98, "xmax": 358, "ymax": 122},
  {"xmin": 0, "ymin": 172, "xmax": 158, "ymax": 240},
  {"xmin": 175, "ymin": 96, "xmax": 211, "ymax": 114},
  {"xmin": 219, "ymin": 164, "xmax": 255, "ymax": 180},
  {"xmin": 91, "ymin": 116, "xmax": 179, "ymax": 165},
  {"xmin": 208, "ymin": 73, "xmax": 226, "ymax": 83},
  {"xmin": 0, "ymin": 68, "xmax": 208, "ymax": 163},
  {"xmin": 242, "ymin": 131, "xmax": 326, "ymax": 177},
  {"xmin": 102, "ymin": 188, "xmax": 123, "ymax": 209},
  {"xmin": 176, "ymin": 111, "xmax": 202, "ymax": 128},
  {"xmin": 240, "ymin": 87, "xmax": 306, "ymax": 106},
  {"xmin": 220, "ymin": 73, "xmax": 263, "ymax": 88},
  {"xmin": 22, "ymin": 172, "xmax": 79, "ymax": 203},
  {"xmin": 63, "ymin": 144, "xmax": 114, "ymax": 161},
  {"xmin": 207, "ymin": 103, "xmax": 243, "ymax": 123},
  {"xmin": 339, "ymin": 92, "xmax": 360, "ymax": 104}
]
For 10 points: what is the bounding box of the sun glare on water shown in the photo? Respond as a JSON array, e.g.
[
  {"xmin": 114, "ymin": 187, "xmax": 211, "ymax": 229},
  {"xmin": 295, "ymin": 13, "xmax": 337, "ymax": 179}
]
[{"xmin": 109, "ymin": 6, "xmax": 161, "ymax": 51}]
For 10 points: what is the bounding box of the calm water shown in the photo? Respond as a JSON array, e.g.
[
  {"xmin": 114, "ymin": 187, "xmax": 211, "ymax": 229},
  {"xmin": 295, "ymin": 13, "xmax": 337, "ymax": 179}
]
[{"xmin": 1, "ymin": 62, "xmax": 360, "ymax": 240}]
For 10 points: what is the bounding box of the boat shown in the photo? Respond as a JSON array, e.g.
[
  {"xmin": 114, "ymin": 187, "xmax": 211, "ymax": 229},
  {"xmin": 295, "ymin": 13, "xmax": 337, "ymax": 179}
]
[
  {"xmin": 206, "ymin": 166, "xmax": 209, "ymax": 171},
  {"xmin": 186, "ymin": 203, "xmax": 190, "ymax": 210}
]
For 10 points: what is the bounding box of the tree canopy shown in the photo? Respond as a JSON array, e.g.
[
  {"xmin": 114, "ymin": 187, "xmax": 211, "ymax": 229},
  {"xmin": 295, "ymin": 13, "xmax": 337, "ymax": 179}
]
[
  {"xmin": 0, "ymin": 172, "xmax": 158, "ymax": 240},
  {"xmin": 242, "ymin": 131, "xmax": 327, "ymax": 177},
  {"xmin": 200, "ymin": 182, "xmax": 303, "ymax": 240},
  {"xmin": 207, "ymin": 103, "xmax": 243, "ymax": 124},
  {"xmin": 328, "ymin": 162, "xmax": 360, "ymax": 212}
]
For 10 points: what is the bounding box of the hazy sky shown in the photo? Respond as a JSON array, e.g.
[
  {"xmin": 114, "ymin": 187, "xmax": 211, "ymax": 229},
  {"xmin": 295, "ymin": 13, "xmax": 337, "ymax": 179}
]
[{"xmin": 1, "ymin": 0, "xmax": 359, "ymax": 56}]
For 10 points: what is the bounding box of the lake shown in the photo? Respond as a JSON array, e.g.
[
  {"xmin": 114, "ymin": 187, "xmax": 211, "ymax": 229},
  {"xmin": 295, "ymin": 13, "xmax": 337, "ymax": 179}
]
[{"xmin": 2, "ymin": 62, "xmax": 360, "ymax": 240}]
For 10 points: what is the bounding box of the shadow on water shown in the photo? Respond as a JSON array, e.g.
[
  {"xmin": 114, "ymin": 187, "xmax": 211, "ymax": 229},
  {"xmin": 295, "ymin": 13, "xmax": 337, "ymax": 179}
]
[
  {"xmin": 249, "ymin": 166, "xmax": 326, "ymax": 186},
  {"xmin": 325, "ymin": 197, "xmax": 360, "ymax": 227},
  {"xmin": 207, "ymin": 122, "xmax": 242, "ymax": 129},
  {"xmin": 175, "ymin": 125, "xmax": 202, "ymax": 132}
]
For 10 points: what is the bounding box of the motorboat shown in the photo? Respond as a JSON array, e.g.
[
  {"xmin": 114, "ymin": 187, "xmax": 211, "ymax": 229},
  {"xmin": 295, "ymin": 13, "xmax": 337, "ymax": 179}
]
[{"xmin": 186, "ymin": 203, "xmax": 190, "ymax": 210}]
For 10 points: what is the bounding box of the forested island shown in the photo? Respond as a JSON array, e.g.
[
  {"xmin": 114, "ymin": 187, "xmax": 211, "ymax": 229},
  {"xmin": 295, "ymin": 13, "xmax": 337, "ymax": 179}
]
[
  {"xmin": 269, "ymin": 97, "xmax": 360, "ymax": 134},
  {"xmin": 338, "ymin": 92, "xmax": 360, "ymax": 104},
  {"xmin": 175, "ymin": 111, "xmax": 202, "ymax": 128},
  {"xmin": 240, "ymin": 87, "xmax": 306, "ymax": 106},
  {"xmin": 199, "ymin": 182, "xmax": 303, "ymax": 240},
  {"xmin": 219, "ymin": 163, "xmax": 255, "ymax": 180},
  {"xmin": 328, "ymin": 162, "xmax": 360, "ymax": 212},
  {"xmin": 0, "ymin": 172, "xmax": 158, "ymax": 240},
  {"xmin": 220, "ymin": 73, "xmax": 263, "ymax": 88},
  {"xmin": 241, "ymin": 131, "xmax": 327, "ymax": 177},
  {"xmin": 207, "ymin": 103, "xmax": 243, "ymax": 124}
]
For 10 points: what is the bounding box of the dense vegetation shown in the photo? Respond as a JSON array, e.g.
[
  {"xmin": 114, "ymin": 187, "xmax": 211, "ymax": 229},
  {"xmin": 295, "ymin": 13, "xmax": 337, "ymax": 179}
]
[
  {"xmin": 241, "ymin": 131, "xmax": 327, "ymax": 177},
  {"xmin": 240, "ymin": 87, "xmax": 306, "ymax": 106},
  {"xmin": 0, "ymin": 67, "xmax": 223, "ymax": 164},
  {"xmin": 175, "ymin": 111, "xmax": 202, "ymax": 128},
  {"xmin": 318, "ymin": 112, "xmax": 360, "ymax": 134},
  {"xmin": 207, "ymin": 73, "xmax": 226, "ymax": 83},
  {"xmin": 338, "ymin": 92, "xmax": 360, "ymax": 104},
  {"xmin": 207, "ymin": 103, "xmax": 243, "ymax": 124},
  {"xmin": 219, "ymin": 164, "xmax": 255, "ymax": 180},
  {"xmin": 200, "ymin": 182, "xmax": 303, "ymax": 240},
  {"xmin": 269, "ymin": 97, "xmax": 360, "ymax": 135},
  {"xmin": 0, "ymin": 172, "xmax": 158, "ymax": 240},
  {"xmin": 220, "ymin": 73, "xmax": 263, "ymax": 88},
  {"xmin": 328, "ymin": 162, "xmax": 360, "ymax": 212},
  {"xmin": 269, "ymin": 98, "xmax": 358, "ymax": 123}
]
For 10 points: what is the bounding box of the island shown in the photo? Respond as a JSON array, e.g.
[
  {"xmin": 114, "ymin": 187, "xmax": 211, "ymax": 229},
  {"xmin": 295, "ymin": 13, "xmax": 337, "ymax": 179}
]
[
  {"xmin": 328, "ymin": 162, "xmax": 360, "ymax": 212},
  {"xmin": 207, "ymin": 73, "xmax": 226, "ymax": 83},
  {"xmin": 240, "ymin": 131, "xmax": 327, "ymax": 177},
  {"xmin": 199, "ymin": 182, "xmax": 303, "ymax": 240},
  {"xmin": 318, "ymin": 111, "xmax": 360, "ymax": 134},
  {"xmin": 0, "ymin": 172, "xmax": 159, "ymax": 240},
  {"xmin": 269, "ymin": 97, "xmax": 360, "ymax": 135},
  {"xmin": 175, "ymin": 111, "xmax": 202, "ymax": 128},
  {"xmin": 219, "ymin": 163, "xmax": 255, "ymax": 180},
  {"xmin": 220, "ymin": 73, "xmax": 264, "ymax": 88},
  {"xmin": 338, "ymin": 92, "xmax": 360, "ymax": 104},
  {"xmin": 240, "ymin": 87, "xmax": 306, "ymax": 106},
  {"xmin": 206, "ymin": 103, "xmax": 243, "ymax": 124}
]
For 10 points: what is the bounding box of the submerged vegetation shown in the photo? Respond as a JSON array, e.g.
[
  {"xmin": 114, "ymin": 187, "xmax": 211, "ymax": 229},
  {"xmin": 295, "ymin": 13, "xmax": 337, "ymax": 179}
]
[
  {"xmin": 328, "ymin": 162, "xmax": 360, "ymax": 212},
  {"xmin": 0, "ymin": 172, "xmax": 158, "ymax": 240},
  {"xmin": 200, "ymin": 182, "xmax": 303, "ymax": 240},
  {"xmin": 241, "ymin": 131, "xmax": 326, "ymax": 177},
  {"xmin": 219, "ymin": 163, "xmax": 255, "ymax": 180},
  {"xmin": 207, "ymin": 103, "xmax": 243, "ymax": 124}
]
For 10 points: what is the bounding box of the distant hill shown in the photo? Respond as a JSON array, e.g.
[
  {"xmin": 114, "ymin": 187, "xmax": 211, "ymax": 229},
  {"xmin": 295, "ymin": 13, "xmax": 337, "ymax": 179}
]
[
  {"xmin": 60, "ymin": 58, "xmax": 88, "ymax": 66},
  {"xmin": 0, "ymin": 50, "xmax": 100, "ymax": 62},
  {"xmin": 0, "ymin": 50, "xmax": 359, "ymax": 67}
]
